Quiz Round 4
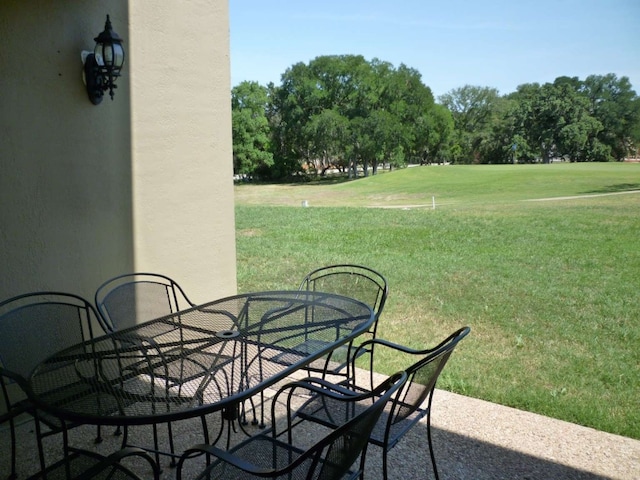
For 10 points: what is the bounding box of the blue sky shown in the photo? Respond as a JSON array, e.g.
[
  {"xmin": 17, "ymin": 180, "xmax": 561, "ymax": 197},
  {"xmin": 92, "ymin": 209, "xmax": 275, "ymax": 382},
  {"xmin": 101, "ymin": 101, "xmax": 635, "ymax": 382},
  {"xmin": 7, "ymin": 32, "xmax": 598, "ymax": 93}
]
[{"xmin": 229, "ymin": 0, "xmax": 640, "ymax": 98}]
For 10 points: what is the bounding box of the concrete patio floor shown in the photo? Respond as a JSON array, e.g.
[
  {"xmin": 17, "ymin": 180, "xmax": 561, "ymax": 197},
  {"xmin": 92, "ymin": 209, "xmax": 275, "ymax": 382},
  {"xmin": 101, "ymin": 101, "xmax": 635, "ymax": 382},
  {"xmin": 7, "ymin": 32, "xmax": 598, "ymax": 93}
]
[{"xmin": 2, "ymin": 385, "xmax": 638, "ymax": 480}]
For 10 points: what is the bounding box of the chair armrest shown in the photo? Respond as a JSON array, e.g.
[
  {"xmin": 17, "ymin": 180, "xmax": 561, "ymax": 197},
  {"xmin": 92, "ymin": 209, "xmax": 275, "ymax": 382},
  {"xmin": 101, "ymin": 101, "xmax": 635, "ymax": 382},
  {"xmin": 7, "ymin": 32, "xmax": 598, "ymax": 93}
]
[
  {"xmin": 0, "ymin": 366, "xmax": 31, "ymax": 392},
  {"xmin": 273, "ymin": 377, "xmax": 362, "ymax": 409},
  {"xmin": 352, "ymin": 337, "xmax": 421, "ymax": 359},
  {"xmin": 282, "ymin": 376, "xmax": 360, "ymax": 397},
  {"xmin": 0, "ymin": 367, "xmax": 35, "ymax": 421},
  {"xmin": 350, "ymin": 329, "xmax": 470, "ymax": 374}
]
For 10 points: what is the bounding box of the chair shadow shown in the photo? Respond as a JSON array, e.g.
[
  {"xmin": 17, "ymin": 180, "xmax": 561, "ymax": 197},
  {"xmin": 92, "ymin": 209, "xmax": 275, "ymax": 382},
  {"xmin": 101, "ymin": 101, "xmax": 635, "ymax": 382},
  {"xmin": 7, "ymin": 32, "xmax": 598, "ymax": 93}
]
[
  {"xmin": 421, "ymin": 426, "xmax": 613, "ymax": 480},
  {"xmin": 2, "ymin": 396, "xmax": 634, "ymax": 480},
  {"xmin": 360, "ymin": 421, "xmax": 618, "ymax": 480}
]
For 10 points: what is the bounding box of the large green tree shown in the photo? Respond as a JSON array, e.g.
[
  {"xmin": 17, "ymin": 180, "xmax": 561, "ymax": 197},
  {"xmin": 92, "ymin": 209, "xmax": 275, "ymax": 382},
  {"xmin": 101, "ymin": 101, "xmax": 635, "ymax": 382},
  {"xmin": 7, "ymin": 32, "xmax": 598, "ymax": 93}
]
[
  {"xmin": 581, "ymin": 74, "xmax": 640, "ymax": 161},
  {"xmin": 439, "ymin": 85, "xmax": 501, "ymax": 163},
  {"xmin": 510, "ymin": 81, "xmax": 603, "ymax": 162},
  {"xmin": 410, "ymin": 104, "xmax": 454, "ymax": 164},
  {"xmin": 231, "ymin": 81, "xmax": 274, "ymax": 176},
  {"xmin": 268, "ymin": 55, "xmax": 439, "ymax": 178}
]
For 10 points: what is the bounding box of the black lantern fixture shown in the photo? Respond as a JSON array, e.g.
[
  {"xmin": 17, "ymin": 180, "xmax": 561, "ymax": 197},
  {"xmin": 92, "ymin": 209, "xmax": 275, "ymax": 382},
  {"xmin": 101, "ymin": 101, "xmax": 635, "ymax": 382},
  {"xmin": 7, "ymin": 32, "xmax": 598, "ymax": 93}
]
[{"xmin": 83, "ymin": 15, "xmax": 125, "ymax": 105}]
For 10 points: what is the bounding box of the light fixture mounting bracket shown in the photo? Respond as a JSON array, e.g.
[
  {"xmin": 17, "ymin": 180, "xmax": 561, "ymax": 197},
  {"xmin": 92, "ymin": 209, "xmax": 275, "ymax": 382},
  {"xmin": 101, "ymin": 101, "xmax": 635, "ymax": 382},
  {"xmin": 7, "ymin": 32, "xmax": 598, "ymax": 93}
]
[{"xmin": 83, "ymin": 53, "xmax": 104, "ymax": 105}]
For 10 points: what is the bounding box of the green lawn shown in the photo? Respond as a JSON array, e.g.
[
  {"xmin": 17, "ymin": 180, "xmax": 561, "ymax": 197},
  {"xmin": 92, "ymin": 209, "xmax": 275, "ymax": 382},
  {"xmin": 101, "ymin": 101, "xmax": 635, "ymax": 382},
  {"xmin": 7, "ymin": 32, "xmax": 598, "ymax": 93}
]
[{"xmin": 234, "ymin": 163, "xmax": 640, "ymax": 439}]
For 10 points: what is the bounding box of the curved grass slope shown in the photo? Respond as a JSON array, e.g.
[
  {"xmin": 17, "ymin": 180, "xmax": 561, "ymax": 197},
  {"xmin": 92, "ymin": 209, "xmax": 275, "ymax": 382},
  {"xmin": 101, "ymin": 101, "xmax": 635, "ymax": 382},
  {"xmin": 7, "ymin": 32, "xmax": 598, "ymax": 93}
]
[
  {"xmin": 235, "ymin": 163, "xmax": 640, "ymax": 208},
  {"xmin": 235, "ymin": 163, "xmax": 640, "ymax": 439}
]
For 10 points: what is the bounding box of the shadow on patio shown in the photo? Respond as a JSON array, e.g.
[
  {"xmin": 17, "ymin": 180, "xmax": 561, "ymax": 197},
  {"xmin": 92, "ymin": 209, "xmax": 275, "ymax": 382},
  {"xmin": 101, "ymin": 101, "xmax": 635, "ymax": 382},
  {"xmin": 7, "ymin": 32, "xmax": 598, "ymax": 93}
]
[{"xmin": 2, "ymin": 387, "xmax": 638, "ymax": 479}]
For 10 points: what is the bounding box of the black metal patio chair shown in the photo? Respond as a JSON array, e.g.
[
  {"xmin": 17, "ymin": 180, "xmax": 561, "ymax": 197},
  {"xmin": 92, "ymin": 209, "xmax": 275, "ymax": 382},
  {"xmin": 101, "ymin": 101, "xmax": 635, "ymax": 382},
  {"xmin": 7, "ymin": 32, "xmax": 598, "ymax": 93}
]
[
  {"xmin": 176, "ymin": 371, "xmax": 407, "ymax": 480},
  {"xmin": 94, "ymin": 273, "xmax": 211, "ymax": 467},
  {"xmin": 0, "ymin": 292, "xmax": 107, "ymax": 479},
  {"xmin": 287, "ymin": 264, "xmax": 389, "ymax": 379},
  {"xmin": 247, "ymin": 265, "xmax": 388, "ymax": 430},
  {"xmin": 94, "ymin": 272, "xmax": 215, "ymax": 389},
  {"xmin": 293, "ymin": 326, "xmax": 471, "ymax": 480},
  {"xmin": 1, "ymin": 367, "xmax": 159, "ymax": 480},
  {"xmin": 299, "ymin": 265, "xmax": 388, "ymax": 373}
]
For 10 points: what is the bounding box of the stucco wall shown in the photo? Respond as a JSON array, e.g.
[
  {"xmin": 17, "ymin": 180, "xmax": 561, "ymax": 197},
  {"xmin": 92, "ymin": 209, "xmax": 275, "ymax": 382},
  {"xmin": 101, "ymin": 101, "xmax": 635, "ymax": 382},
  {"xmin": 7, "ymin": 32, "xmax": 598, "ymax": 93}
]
[
  {"xmin": 0, "ymin": 0, "xmax": 236, "ymax": 304},
  {"xmin": 128, "ymin": 1, "xmax": 237, "ymax": 303}
]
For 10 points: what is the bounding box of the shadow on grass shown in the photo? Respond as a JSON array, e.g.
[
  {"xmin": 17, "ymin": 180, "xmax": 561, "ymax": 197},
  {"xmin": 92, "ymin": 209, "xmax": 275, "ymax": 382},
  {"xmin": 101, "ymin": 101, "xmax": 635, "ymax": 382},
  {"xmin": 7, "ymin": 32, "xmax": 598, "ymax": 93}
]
[
  {"xmin": 235, "ymin": 173, "xmax": 358, "ymax": 187},
  {"xmin": 582, "ymin": 183, "xmax": 640, "ymax": 194}
]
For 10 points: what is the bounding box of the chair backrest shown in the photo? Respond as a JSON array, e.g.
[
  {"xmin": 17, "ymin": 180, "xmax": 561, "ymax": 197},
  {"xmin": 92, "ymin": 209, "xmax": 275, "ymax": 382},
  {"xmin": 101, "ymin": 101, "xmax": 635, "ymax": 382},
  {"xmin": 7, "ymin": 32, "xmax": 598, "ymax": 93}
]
[
  {"xmin": 356, "ymin": 327, "xmax": 470, "ymax": 429},
  {"xmin": 94, "ymin": 273, "xmax": 195, "ymax": 332},
  {"xmin": 299, "ymin": 264, "xmax": 388, "ymax": 326},
  {"xmin": 0, "ymin": 292, "xmax": 101, "ymax": 379},
  {"xmin": 279, "ymin": 371, "xmax": 407, "ymax": 480}
]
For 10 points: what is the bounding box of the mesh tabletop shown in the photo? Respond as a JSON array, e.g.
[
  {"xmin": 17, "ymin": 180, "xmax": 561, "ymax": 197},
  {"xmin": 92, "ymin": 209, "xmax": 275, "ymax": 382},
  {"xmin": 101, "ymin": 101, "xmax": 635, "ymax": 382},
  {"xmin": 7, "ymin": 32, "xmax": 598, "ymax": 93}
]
[{"xmin": 28, "ymin": 291, "xmax": 373, "ymax": 426}]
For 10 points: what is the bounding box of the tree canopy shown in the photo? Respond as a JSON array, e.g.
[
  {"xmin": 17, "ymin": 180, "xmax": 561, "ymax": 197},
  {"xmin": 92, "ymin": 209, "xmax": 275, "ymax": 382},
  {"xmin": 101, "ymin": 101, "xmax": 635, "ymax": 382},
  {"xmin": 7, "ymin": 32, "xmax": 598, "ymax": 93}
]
[
  {"xmin": 231, "ymin": 57, "xmax": 640, "ymax": 179},
  {"xmin": 231, "ymin": 81, "xmax": 274, "ymax": 177}
]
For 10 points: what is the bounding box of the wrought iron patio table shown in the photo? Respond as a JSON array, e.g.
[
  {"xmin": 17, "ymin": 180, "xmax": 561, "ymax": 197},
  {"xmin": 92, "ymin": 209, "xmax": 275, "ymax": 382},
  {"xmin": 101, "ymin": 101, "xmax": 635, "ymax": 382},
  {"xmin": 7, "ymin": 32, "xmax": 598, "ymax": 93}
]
[{"xmin": 28, "ymin": 291, "xmax": 374, "ymax": 438}]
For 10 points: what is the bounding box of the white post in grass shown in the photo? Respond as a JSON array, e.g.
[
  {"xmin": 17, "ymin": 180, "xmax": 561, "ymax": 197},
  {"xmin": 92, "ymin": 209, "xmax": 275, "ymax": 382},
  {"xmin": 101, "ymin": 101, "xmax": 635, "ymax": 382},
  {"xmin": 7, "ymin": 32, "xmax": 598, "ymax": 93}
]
[{"xmin": 432, "ymin": 196, "xmax": 436, "ymax": 210}]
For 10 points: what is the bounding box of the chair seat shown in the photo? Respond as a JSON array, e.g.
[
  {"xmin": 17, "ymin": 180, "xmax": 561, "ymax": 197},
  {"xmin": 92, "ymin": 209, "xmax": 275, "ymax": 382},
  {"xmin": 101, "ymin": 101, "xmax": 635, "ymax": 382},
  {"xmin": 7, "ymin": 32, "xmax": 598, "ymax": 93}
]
[
  {"xmin": 269, "ymin": 339, "xmax": 365, "ymax": 374},
  {"xmin": 295, "ymin": 384, "xmax": 428, "ymax": 448},
  {"xmin": 191, "ymin": 434, "xmax": 360, "ymax": 480}
]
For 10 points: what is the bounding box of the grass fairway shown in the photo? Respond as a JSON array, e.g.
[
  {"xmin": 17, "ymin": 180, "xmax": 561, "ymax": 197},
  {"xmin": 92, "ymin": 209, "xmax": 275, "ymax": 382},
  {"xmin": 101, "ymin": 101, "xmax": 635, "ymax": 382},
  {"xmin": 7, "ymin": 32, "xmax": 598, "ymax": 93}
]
[{"xmin": 235, "ymin": 163, "xmax": 640, "ymax": 439}]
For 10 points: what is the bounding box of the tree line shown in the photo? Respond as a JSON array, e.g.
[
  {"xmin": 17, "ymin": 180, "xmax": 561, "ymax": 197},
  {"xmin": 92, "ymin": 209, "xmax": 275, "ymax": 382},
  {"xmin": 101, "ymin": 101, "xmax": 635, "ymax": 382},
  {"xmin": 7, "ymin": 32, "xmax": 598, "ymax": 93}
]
[{"xmin": 232, "ymin": 54, "xmax": 640, "ymax": 179}]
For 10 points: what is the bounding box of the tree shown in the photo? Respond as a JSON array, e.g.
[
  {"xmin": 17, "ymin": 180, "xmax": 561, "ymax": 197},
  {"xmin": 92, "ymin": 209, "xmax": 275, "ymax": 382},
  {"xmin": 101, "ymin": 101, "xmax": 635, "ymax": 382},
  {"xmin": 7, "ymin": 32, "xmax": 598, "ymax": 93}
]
[
  {"xmin": 412, "ymin": 104, "xmax": 454, "ymax": 164},
  {"xmin": 510, "ymin": 81, "xmax": 603, "ymax": 162},
  {"xmin": 439, "ymin": 85, "xmax": 501, "ymax": 163},
  {"xmin": 476, "ymin": 96, "xmax": 520, "ymax": 164},
  {"xmin": 270, "ymin": 55, "xmax": 439, "ymax": 178},
  {"xmin": 231, "ymin": 81, "xmax": 273, "ymax": 176},
  {"xmin": 304, "ymin": 108, "xmax": 351, "ymax": 174},
  {"xmin": 581, "ymin": 74, "xmax": 640, "ymax": 161},
  {"xmin": 271, "ymin": 56, "xmax": 370, "ymax": 178}
]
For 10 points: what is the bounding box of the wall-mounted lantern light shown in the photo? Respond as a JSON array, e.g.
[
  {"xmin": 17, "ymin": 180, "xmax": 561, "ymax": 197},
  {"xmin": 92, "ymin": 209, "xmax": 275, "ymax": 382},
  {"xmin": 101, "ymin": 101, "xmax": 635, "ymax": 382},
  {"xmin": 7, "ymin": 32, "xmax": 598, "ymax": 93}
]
[{"xmin": 82, "ymin": 15, "xmax": 125, "ymax": 105}]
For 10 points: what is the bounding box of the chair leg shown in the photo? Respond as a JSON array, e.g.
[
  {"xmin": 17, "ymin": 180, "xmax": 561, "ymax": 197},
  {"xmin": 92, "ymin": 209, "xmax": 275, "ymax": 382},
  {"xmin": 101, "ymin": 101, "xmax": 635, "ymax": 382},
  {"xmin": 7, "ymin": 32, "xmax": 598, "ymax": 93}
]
[
  {"xmin": 168, "ymin": 422, "xmax": 177, "ymax": 467},
  {"xmin": 382, "ymin": 449, "xmax": 390, "ymax": 480},
  {"xmin": 426, "ymin": 415, "xmax": 439, "ymax": 480},
  {"xmin": 34, "ymin": 421, "xmax": 47, "ymax": 476},
  {"xmin": 206, "ymin": 412, "xmax": 225, "ymax": 447},
  {"xmin": 94, "ymin": 424, "xmax": 103, "ymax": 443},
  {"xmin": 8, "ymin": 417, "xmax": 17, "ymax": 480},
  {"xmin": 120, "ymin": 424, "xmax": 129, "ymax": 449},
  {"xmin": 152, "ymin": 423, "xmax": 161, "ymax": 470},
  {"xmin": 199, "ymin": 414, "xmax": 213, "ymax": 469},
  {"xmin": 200, "ymin": 414, "xmax": 210, "ymax": 444}
]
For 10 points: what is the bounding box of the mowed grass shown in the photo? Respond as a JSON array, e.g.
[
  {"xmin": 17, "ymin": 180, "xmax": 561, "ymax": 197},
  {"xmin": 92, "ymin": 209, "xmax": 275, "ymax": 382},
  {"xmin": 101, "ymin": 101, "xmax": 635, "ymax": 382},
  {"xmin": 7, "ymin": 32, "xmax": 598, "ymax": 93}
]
[
  {"xmin": 235, "ymin": 162, "xmax": 640, "ymax": 207},
  {"xmin": 235, "ymin": 163, "xmax": 640, "ymax": 439}
]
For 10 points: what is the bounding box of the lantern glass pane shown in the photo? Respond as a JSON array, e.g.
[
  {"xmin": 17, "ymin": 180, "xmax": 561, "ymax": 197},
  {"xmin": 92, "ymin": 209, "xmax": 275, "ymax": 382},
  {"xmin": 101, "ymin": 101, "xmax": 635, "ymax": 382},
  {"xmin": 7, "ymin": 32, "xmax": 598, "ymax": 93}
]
[
  {"xmin": 93, "ymin": 43, "xmax": 105, "ymax": 66},
  {"xmin": 112, "ymin": 43, "xmax": 125, "ymax": 69},
  {"xmin": 103, "ymin": 44, "xmax": 114, "ymax": 65}
]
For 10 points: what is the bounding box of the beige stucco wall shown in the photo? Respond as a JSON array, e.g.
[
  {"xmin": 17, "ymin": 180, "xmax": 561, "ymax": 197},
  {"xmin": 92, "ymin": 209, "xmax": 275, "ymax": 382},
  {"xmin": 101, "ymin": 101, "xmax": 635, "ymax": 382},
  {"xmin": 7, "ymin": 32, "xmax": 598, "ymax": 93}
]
[
  {"xmin": 0, "ymin": 0, "xmax": 236, "ymax": 304},
  {"xmin": 128, "ymin": 2, "xmax": 236, "ymax": 303}
]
